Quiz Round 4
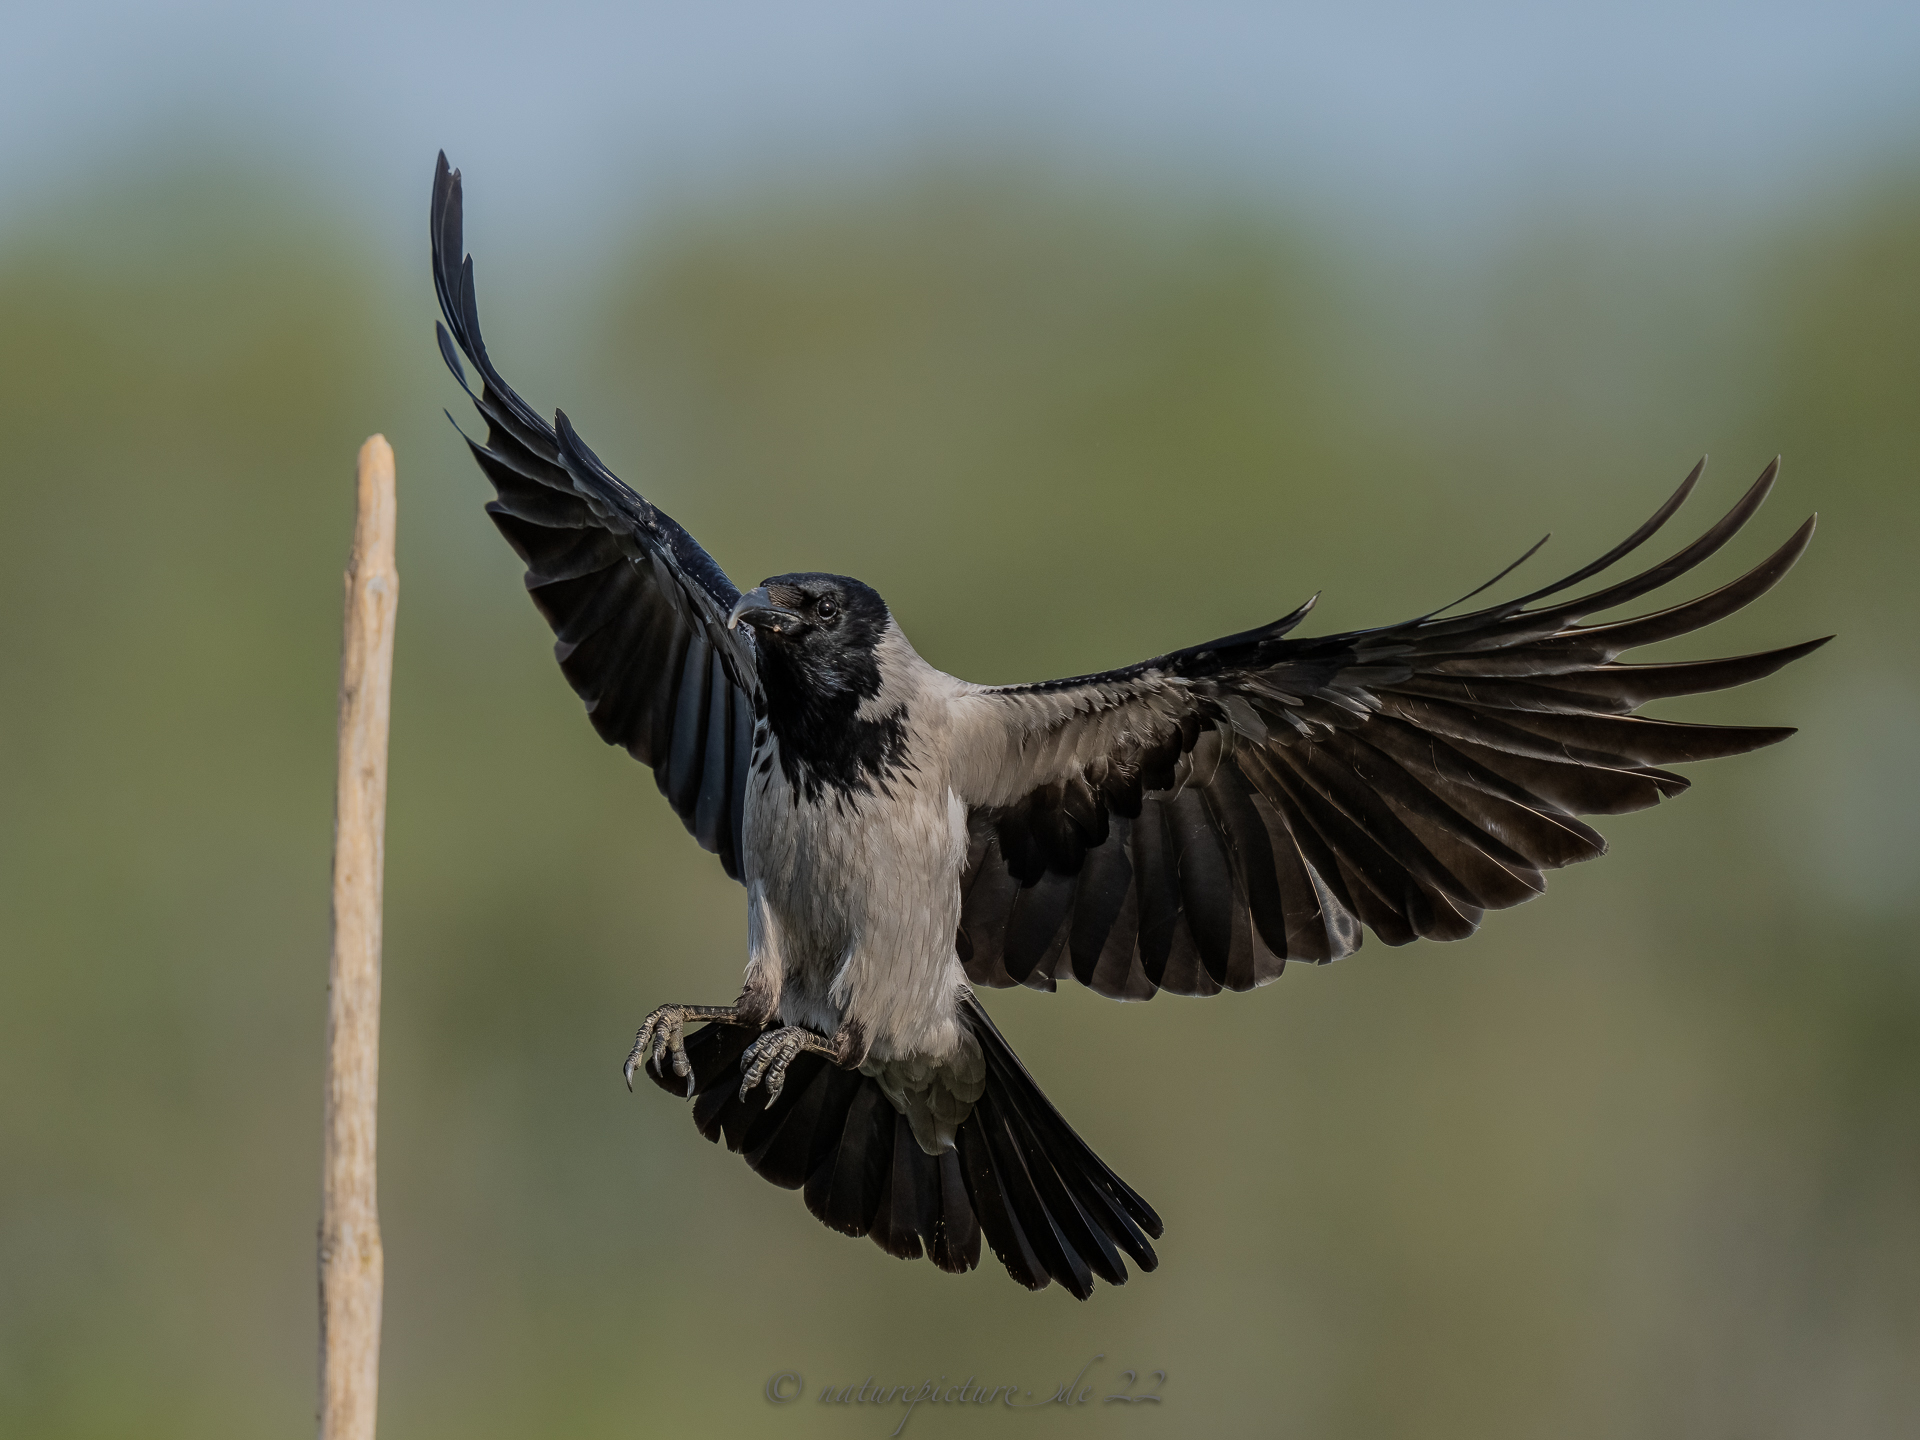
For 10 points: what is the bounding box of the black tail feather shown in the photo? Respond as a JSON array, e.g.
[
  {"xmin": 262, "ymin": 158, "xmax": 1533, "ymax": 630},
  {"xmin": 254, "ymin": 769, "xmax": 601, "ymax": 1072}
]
[{"xmin": 642, "ymin": 997, "xmax": 1157, "ymax": 1296}]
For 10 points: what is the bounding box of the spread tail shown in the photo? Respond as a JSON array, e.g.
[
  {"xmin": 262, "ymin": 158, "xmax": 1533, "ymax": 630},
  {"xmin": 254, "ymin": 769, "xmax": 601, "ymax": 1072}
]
[{"xmin": 643, "ymin": 994, "xmax": 1161, "ymax": 1297}]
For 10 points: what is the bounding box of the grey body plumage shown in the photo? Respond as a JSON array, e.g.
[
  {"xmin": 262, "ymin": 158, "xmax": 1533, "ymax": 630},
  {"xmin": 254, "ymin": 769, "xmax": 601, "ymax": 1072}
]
[
  {"xmin": 736, "ymin": 597, "xmax": 985, "ymax": 1153},
  {"xmin": 432, "ymin": 153, "xmax": 1827, "ymax": 1297}
]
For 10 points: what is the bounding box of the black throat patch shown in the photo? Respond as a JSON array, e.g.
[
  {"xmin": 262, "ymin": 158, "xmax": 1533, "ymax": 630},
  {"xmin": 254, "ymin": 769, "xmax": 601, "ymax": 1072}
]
[{"xmin": 753, "ymin": 643, "xmax": 913, "ymax": 807}]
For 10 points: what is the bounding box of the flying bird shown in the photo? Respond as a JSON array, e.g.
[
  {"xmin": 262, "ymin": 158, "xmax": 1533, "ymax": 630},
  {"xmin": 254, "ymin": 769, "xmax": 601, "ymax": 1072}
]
[{"xmin": 430, "ymin": 153, "xmax": 1826, "ymax": 1298}]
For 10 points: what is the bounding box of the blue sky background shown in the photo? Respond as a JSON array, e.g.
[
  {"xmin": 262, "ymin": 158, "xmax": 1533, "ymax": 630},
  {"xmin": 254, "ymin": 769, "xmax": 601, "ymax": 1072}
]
[{"xmin": 6, "ymin": 1, "xmax": 1919, "ymax": 258}]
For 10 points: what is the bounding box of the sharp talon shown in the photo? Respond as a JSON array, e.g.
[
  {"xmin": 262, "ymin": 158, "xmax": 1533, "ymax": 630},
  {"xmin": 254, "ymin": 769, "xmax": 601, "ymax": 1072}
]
[
  {"xmin": 735, "ymin": 1025, "xmax": 830, "ymax": 1102},
  {"xmin": 624, "ymin": 1004, "xmax": 724, "ymax": 1096},
  {"xmin": 622, "ymin": 1026, "xmax": 647, "ymax": 1092}
]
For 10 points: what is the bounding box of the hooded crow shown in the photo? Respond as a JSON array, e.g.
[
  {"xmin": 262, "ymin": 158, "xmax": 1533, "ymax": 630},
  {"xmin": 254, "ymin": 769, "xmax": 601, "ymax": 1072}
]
[{"xmin": 431, "ymin": 153, "xmax": 1827, "ymax": 1297}]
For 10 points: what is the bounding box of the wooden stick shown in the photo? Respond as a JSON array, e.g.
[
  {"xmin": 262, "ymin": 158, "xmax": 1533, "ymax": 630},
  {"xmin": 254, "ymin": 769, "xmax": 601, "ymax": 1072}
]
[{"xmin": 320, "ymin": 435, "xmax": 397, "ymax": 1440}]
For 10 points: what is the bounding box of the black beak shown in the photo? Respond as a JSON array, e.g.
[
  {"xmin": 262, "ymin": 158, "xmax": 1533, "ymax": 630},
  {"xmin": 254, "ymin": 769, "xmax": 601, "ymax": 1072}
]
[{"xmin": 728, "ymin": 587, "xmax": 802, "ymax": 635}]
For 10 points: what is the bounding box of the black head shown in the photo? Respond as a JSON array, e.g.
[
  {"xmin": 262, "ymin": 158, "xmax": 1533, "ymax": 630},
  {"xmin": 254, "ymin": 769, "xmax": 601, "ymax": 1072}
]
[
  {"xmin": 728, "ymin": 572, "xmax": 908, "ymax": 799},
  {"xmin": 728, "ymin": 572, "xmax": 891, "ymax": 701}
]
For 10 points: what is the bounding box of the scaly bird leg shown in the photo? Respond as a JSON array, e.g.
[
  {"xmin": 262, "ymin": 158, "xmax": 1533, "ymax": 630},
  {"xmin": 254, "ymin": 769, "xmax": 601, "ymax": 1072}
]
[
  {"xmin": 738, "ymin": 1023, "xmax": 866, "ymax": 1104},
  {"xmin": 623, "ymin": 1003, "xmax": 751, "ymax": 1093}
]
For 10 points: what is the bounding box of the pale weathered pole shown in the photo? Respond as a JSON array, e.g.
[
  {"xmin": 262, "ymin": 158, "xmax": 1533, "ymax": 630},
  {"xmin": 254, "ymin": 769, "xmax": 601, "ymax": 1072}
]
[{"xmin": 320, "ymin": 435, "xmax": 397, "ymax": 1440}]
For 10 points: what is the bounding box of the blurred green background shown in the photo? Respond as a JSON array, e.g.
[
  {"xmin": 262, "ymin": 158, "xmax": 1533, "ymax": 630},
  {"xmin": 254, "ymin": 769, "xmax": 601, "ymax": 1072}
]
[{"xmin": 3, "ymin": 14, "xmax": 1919, "ymax": 1439}]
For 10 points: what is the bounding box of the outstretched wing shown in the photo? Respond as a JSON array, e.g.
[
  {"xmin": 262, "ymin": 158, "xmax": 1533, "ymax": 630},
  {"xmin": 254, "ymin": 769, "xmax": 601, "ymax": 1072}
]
[
  {"xmin": 433, "ymin": 153, "xmax": 759, "ymax": 880},
  {"xmin": 949, "ymin": 461, "xmax": 1826, "ymax": 999}
]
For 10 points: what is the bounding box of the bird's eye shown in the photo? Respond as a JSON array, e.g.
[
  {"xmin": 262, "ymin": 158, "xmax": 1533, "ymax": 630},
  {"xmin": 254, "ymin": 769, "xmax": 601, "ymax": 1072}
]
[{"xmin": 817, "ymin": 598, "xmax": 839, "ymax": 621}]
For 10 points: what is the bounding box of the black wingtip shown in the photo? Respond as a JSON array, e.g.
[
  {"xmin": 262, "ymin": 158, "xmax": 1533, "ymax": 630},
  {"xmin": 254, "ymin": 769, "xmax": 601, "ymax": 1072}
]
[
  {"xmin": 1753, "ymin": 634, "xmax": 1836, "ymax": 670},
  {"xmin": 1536, "ymin": 456, "xmax": 1786, "ymax": 626},
  {"xmin": 553, "ymin": 408, "xmax": 590, "ymax": 474},
  {"xmin": 1196, "ymin": 591, "xmax": 1324, "ymax": 653},
  {"xmin": 1425, "ymin": 531, "xmax": 1553, "ymax": 621},
  {"xmin": 431, "ymin": 150, "xmax": 473, "ymax": 366},
  {"xmin": 431, "ymin": 152, "xmax": 461, "ymax": 265},
  {"xmin": 435, "ymin": 320, "xmax": 468, "ymax": 389},
  {"xmin": 1443, "ymin": 456, "xmax": 1713, "ymax": 623},
  {"xmin": 1268, "ymin": 591, "xmax": 1320, "ymax": 638},
  {"xmin": 434, "ymin": 152, "xmax": 459, "ymax": 217},
  {"xmin": 554, "ymin": 407, "xmax": 649, "ymax": 511}
]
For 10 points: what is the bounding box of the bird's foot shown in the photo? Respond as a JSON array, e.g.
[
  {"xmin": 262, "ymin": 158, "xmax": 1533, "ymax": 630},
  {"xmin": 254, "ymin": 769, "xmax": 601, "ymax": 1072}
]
[
  {"xmin": 738, "ymin": 1025, "xmax": 850, "ymax": 1104},
  {"xmin": 623, "ymin": 1003, "xmax": 746, "ymax": 1093}
]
